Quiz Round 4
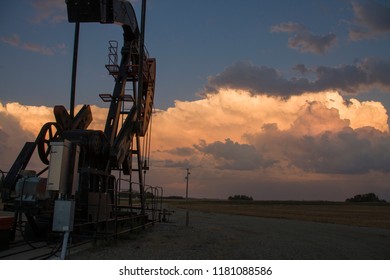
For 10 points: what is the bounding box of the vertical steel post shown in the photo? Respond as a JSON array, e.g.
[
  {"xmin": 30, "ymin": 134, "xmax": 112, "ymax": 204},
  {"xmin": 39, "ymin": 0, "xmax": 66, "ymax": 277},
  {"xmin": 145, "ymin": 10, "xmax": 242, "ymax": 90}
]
[
  {"xmin": 137, "ymin": 0, "xmax": 147, "ymax": 218},
  {"xmin": 137, "ymin": 0, "xmax": 146, "ymax": 121},
  {"xmin": 70, "ymin": 22, "xmax": 80, "ymax": 120}
]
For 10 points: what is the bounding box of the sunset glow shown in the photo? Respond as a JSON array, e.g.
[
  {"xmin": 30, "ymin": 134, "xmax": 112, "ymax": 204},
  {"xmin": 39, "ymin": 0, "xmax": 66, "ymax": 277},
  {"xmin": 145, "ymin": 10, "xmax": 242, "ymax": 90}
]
[{"xmin": 1, "ymin": 0, "xmax": 390, "ymax": 201}]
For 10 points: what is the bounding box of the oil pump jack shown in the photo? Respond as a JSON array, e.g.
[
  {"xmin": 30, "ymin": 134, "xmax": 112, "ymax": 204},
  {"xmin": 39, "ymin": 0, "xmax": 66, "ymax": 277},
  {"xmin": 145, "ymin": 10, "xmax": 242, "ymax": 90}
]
[{"xmin": 0, "ymin": 0, "xmax": 158, "ymax": 251}]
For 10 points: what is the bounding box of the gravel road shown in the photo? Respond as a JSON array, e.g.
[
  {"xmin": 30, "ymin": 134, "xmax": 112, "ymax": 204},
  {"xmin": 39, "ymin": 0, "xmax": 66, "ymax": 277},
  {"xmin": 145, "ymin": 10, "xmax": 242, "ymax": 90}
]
[{"xmin": 70, "ymin": 207, "xmax": 390, "ymax": 260}]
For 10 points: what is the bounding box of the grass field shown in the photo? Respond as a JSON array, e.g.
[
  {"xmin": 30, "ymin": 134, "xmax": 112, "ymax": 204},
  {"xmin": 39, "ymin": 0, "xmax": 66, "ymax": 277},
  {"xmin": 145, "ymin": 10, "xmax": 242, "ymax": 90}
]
[{"xmin": 166, "ymin": 199, "xmax": 390, "ymax": 229}]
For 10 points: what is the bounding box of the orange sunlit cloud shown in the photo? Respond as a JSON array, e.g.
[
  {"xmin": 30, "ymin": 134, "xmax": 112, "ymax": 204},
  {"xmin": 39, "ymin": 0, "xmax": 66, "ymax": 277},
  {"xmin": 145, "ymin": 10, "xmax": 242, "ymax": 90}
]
[
  {"xmin": 151, "ymin": 89, "xmax": 388, "ymax": 155},
  {"xmin": 1, "ymin": 89, "xmax": 390, "ymax": 200}
]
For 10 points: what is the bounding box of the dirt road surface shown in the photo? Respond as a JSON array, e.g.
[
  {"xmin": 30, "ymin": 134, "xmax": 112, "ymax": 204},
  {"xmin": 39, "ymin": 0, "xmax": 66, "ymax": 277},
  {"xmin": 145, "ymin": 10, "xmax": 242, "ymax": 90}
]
[{"xmin": 70, "ymin": 207, "xmax": 390, "ymax": 260}]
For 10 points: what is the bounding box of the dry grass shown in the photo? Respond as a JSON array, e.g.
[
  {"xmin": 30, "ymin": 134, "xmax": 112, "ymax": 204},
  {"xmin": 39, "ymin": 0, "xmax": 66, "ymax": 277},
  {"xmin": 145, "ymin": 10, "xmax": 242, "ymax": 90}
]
[{"xmin": 167, "ymin": 200, "xmax": 390, "ymax": 229}]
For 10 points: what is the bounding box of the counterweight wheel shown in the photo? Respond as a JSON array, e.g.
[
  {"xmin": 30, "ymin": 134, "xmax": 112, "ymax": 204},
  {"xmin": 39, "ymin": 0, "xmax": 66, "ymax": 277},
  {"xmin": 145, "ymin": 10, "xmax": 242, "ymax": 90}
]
[{"xmin": 36, "ymin": 122, "xmax": 62, "ymax": 164}]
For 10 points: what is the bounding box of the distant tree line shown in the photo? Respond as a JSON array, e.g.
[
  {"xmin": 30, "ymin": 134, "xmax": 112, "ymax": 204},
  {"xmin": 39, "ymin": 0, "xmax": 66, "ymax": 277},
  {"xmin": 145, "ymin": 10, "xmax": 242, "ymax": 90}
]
[
  {"xmin": 346, "ymin": 193, "xmax": 387, "ymax": 203},
  {"xmin": 228, "ymin": 195, "xmax": 253, "ymax": 201}
]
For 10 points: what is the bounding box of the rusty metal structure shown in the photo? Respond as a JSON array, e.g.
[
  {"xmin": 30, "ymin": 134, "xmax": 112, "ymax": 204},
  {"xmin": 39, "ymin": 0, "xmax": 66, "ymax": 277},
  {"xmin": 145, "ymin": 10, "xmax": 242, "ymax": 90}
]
[{"xmin": 0, "ymin": 0, "xmax": 160, "ymax": 258}]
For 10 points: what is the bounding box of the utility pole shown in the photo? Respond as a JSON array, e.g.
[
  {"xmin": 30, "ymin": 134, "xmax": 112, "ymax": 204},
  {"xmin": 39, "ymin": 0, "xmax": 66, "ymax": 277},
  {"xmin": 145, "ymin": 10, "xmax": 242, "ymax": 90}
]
[{"xmin": 185, "ymin": 168, "xmax": 190, "ymax": 226}]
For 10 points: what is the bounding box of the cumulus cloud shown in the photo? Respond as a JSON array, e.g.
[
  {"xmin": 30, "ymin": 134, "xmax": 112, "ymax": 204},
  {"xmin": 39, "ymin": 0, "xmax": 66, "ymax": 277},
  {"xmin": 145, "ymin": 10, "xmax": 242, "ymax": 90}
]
[
  {"xmin": 148, "ymin": 89, "xmax": 390, "ymax": 199},
  {"xmin": 0, "ymin": 103, "xmax": 37, "ymax": 171},
  {"xmin": 151, "ymin": 89, "xmax": 389, "ymax": 173},
  {"xmin": 293, "ymin": 64, "xmax": 311, "ymax": 75},
  {"xmin": 158, "ymin": 159, "xmax": 193, "ymax": 169},
  {"xmin": 205, "ymin": 58, "xmax": 390, "ymax": 96},
  {"xmin": 1, "ymin": 89, "xmax": 390, "ymax": 200},
  {"xmin": 290, "ymin": 101, "xmax": 350, "ymax": 136},
  {"xmin": 349, "ymin": 0, "xmax": 390, "ymax": 41},
  {"xmin": 205, "ymin": 61, "xmax": 307, "ymax": 96},
  {"xmin": 246, "ymin": 101, "xmax": 390, "ymax": 174},
  {"xmin": 0, "ymin": 103, "xmax": 109, "ymax": 137},
  {"xmin": 166, "ymin": 147, "xmax": 196, "ymax": 157},
  {"xmin": 0, "ymin": 103, "xmax": 54, "ymax": 136},
  {"xmin": 194, "ymin": 138, "xmax": 274, "ymax": 170},
  {"xmin": 0, "ymin": 102, "xmax": 109, "ymax": 171},
  {"xmin": 270, "ymin": 22, "xmax": 337, "ymax": 54},
  {"xmin": 1, "ymin": 34, "xmax": 67, "ymax": 56}
]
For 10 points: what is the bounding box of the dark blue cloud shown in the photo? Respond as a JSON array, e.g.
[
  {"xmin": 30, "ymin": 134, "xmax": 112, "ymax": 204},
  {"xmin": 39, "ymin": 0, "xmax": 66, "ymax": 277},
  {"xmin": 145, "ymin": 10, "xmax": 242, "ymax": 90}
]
[{"xmin": 205, "ymin": 58, "xmax": 390, "ymax": 96}]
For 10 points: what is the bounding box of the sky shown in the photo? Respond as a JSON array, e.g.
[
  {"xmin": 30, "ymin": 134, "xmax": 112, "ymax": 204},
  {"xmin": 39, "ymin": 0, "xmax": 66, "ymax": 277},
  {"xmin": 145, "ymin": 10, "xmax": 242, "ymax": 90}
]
[{"xmin": 1, "ymin": 0, "xmax": 390, "ymax": 201}]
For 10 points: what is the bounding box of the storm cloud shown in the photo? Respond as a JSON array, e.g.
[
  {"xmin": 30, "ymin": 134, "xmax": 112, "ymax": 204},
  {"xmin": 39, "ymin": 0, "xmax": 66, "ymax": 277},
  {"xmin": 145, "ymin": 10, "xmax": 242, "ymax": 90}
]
[
  {"xmin": 0, "ymin": 104, "xmax": 36, "ymax": 171},
  {"xmin": 1, "ymin": 89, "xmax": 390, "ymax": 200},
  {"xmin": 270, "ymin": 22, "xmax": 337, "ymax": 54},
  {"xmin": 349, "ymin": 0, "xmax": 390, "ymax": 40},
  {"xmin": 246, "ymin": 102, "xmax": 390, "ymax": 174},
  {"xmin": 194, "ymin": 138, "xmax": 274, "ymax": 170},
  {"xmin": 205, "ymin": 58, "xmax": 390, "ymax": 96}
]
